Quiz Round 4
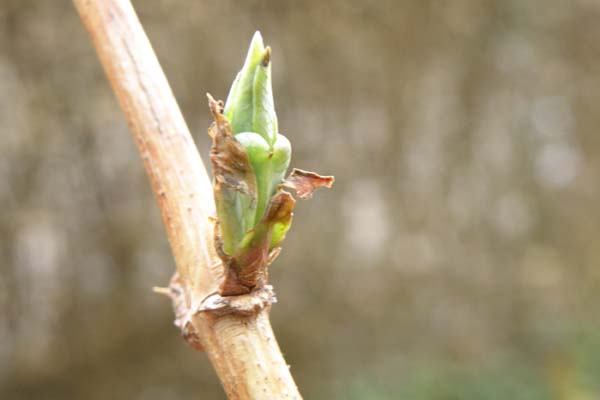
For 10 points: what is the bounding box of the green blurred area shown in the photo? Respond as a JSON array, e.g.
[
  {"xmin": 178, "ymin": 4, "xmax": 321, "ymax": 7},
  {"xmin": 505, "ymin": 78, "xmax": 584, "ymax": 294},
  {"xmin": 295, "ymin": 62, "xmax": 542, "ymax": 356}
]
[
  {"xmin": 1, "ymin": 0, "xmax": 600, "ymax": 399},
  {"xmin": 346, "ymin": 330, "xmax": 600, "ymax": 400}
]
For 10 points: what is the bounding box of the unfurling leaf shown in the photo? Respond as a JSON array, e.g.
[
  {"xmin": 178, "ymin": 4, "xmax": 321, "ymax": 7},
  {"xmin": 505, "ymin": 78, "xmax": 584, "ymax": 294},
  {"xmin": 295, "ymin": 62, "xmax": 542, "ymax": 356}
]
[{"xmin": 224, "ymin": 31, "xmax": 278, "ymax": 145}]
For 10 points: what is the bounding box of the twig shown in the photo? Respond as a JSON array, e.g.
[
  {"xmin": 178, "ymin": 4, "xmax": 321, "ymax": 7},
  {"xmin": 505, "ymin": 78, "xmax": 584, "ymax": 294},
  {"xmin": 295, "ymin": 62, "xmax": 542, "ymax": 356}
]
[{"xmin": 72, "ymin": 1, "xmax": 302, "ymax": 398}]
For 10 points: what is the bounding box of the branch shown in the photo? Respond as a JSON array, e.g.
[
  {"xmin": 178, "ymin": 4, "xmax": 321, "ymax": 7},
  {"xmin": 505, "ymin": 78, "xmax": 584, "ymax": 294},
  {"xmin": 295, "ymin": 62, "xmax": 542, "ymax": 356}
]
[{"xmin": 72, "ymin": 1, "xmax": 302, "ymax": 398}]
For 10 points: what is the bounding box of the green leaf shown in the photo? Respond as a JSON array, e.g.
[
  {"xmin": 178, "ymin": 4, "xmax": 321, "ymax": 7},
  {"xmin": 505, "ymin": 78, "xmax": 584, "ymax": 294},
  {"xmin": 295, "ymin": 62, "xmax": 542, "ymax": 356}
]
[
  {"xmin": 224, "ymin": 31, "xmax": 277, "ymax": 145},
  {"xmin": 236, "ymin": 132, "xmax": 291, "ymax": 226},
  {"xmin": 235, "ymin": 191, "xmax": 295, "ymax": 257},
  {"xmin": 207, "ymin": 95, "xmax": 258, "ymax": 256}
]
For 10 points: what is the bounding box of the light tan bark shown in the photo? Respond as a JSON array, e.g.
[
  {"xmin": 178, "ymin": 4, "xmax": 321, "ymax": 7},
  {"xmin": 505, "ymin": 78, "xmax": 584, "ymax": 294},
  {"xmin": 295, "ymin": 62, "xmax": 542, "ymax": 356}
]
[{"xmin": 72, "ymin": 1, "xmax": 302, "ymax": 398}]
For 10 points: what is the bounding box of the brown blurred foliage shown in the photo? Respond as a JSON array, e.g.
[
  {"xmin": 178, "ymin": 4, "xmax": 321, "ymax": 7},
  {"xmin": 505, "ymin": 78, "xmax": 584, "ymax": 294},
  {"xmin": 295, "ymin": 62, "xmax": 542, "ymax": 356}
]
[{"xmin": 2, "ymin": 0, "xmax": 600, "ymax": 399}]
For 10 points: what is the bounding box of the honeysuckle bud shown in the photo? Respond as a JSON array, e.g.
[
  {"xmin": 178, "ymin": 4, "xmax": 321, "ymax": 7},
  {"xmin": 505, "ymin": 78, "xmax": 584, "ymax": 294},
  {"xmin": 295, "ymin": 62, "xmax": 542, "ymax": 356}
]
[
  {"xmin": 216, "ymin": 31, "xmax": 291, "ymax": 249},
  {"xmin": 224, "ymin": 31, "xmax": 291, "ymax": 227},
  {"xmin": 208, "ymin": 32, "xmax": 333, "ymax": 296}
]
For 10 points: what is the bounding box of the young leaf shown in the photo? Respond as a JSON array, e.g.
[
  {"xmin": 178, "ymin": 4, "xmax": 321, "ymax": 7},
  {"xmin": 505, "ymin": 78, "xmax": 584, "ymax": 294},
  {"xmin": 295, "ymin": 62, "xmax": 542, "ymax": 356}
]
[{"xmin": 208, "ymin": 95, "xmax": 257, "ymax": 255}]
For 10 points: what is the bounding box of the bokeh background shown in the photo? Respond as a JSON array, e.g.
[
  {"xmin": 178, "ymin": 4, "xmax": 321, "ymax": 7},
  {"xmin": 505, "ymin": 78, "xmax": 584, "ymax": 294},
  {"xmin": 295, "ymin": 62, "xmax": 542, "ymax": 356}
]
[{"xmin": 2, "ymin": 0, "xmax": 600, "ymax": 399}]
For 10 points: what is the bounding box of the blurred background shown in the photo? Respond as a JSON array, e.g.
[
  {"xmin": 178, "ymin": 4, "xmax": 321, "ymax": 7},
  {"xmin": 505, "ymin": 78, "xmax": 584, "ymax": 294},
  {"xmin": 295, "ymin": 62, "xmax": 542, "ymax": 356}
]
[{"xmin": 2, "ymin": 0, "xmax": 600, "ymax": 399}]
